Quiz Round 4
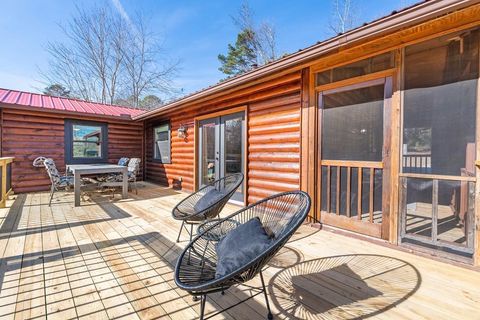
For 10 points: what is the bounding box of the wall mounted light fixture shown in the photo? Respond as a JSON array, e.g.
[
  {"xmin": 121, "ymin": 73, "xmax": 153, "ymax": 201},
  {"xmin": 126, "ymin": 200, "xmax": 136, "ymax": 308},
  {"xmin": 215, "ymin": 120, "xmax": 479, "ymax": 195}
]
[{"xmin": 177, "ymin": 124, "xmax": 187, "ymax": 139}]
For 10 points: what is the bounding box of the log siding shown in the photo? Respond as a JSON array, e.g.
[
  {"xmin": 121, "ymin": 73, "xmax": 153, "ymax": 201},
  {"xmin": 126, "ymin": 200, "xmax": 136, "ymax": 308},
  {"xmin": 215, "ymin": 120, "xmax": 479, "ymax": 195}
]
[
  {"xmin": 145, "ymin": 72, "xmax": 302, "ymax": 204},
  {"xmin": 0, "ymin": 108, "xmax": 143, "ymax": 193}
]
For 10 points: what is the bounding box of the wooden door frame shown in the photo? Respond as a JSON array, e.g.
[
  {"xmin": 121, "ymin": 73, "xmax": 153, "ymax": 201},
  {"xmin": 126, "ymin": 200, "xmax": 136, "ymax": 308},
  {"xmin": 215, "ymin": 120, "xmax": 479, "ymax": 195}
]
[
  {"xmin": 475, "ymin": 36, "xmax": 480, "ymax": 266},
  {"xmin": 314, "ymin": 71, "xmax": 395, "ymax": 239},
  {"xmin": 193, "ymin": 105, "xmax": 248, "ymax": 205}
]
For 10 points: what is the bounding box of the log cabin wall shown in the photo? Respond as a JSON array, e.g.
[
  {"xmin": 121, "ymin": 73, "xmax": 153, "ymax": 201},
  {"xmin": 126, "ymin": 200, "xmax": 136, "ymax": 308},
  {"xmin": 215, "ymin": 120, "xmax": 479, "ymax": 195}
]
[
  {"xmin": 144, "ymin": 71, "xmax": 302, "ymax": 203},
  {"xmin": 140, "ymin": 3, "xmax": 480, "ymax": 265},
  {"xmin": 0, "ymin": 107, "xmax": 144, "ymax": 193}
]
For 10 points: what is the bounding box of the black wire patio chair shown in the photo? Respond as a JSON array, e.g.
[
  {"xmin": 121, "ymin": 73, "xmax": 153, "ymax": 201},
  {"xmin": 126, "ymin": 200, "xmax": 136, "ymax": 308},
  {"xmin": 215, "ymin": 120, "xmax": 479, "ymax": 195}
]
[
  {"xmin": 174, "ymin": 191, "xmax": 311, "ymax": 320},
  {"xmin": 172, "ymin": 173, "xmax": 244, "ymax": 243}
]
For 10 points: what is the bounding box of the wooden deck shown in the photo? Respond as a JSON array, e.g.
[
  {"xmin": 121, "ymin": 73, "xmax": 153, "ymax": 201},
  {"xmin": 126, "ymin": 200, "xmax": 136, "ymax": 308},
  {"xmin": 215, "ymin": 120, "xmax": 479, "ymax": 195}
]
[{"xmin": 0, "ymin": 182, "xmax": 479, "ymax": 320}]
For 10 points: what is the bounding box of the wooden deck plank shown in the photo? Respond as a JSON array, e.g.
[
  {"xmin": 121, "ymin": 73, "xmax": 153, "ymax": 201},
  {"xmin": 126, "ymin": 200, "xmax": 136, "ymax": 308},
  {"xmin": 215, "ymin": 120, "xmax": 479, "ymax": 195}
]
[
  {"xmin": 40, "ymin": 192, "xmax": 78, "ymax": 320},
  {"xmin": 102, "ymin": 216, "xmax": 201, "ymax": 319},
  {"xmin": 14, "ymin": 193, "xmax": 46, "ymax": 320},
  {"xmin": 49, "ymin": 195, "xmax": 115, "ymax": 319},
  {"xmin": 0, "ymin": 182, "xmax": 479, "ymax": 320},
  {"xmin": 115, "ymin": 205, "xmax": 263, "ymax": 320},
  {"xmin": 0, "ymin": 195, "xmax": 30, "ymax": 320},
  {"xmin": 76, "ymin": 203, "xmax": 173, "ymax": 320}
]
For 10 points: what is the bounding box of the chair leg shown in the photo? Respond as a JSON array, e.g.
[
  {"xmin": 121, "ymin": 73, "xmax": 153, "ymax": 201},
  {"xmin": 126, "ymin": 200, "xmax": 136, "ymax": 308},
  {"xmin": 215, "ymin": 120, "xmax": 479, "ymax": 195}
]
[
  {"xmin": 260, "ymin": 271, "xmax": 273, "ymax": 320},
  {"xmin": 187, "ymin": 223, "xmax": 194, "ymax": 263},
  {"xmin": 199, "ymin": 295, "xmax": 207, "ymax": 320},
  {"xmin": 189, "ymin": 223, "xmax": 193, "ymax": 243},
  {"xmin": 176, "ymin": 221, "xmax": 185, "ymax": 243},
  {"xmin": 49, "ymin": 184, "xmax": 55, "ymax": 206}
]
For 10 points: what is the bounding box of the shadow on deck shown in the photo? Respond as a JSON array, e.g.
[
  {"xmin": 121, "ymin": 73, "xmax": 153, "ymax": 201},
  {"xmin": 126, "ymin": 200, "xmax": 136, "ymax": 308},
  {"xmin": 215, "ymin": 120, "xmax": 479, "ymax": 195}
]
[{"xmin": 1, "ymin": 182, "xmax": 478, "ymax": 319}]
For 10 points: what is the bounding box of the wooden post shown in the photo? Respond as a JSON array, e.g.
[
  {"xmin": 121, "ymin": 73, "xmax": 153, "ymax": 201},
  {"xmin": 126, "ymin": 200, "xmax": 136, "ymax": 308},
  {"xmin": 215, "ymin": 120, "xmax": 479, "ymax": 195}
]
[
  {"xmin": 0, "ymin": 157, "xmax": 13, "ymax": 208},
  {"xmin": 300, "ymin": 67, "xmax": 317, "ymax": 221},
  {"xmin": 336, "ymin": 167, "xmax": 341, "ymax": 215},
  {"xmin": 388, "ymin": 48, "xmax": 403, "ymax": 244},
  {"xmin": 0, "ymin": 159, "xmax": 6, "ymax": 208},
  {"xmin": 432, "ymin": 179, "xmax": 439, "ymax": 244},
  {"xmin": 369, "ymin": 168, "xmax": 374, "ymax": 223},
  {"xmin": 398, "ymin": 177, "xmax": 407, "ymax": 242},
  {"xmin": 326, "ymin": 166, "xmax": 331, "ymax": 214},
  {"xmin": 380, "ymin": 75, "xmax": 393, "ymax": 240},
  {"xmin": 346, "ymin": 167, "xmax": 351, "ymax": 217},
  {"xmin": 475, "ymin": 35, "xmax": 480, "ymax": 265},
  {"xmin": 474, "ymin": 48, "xmax": 480, "ymax": 265},
  {"xmin": 358, "ymin": 169, "xmax": 362, "ymax": 220}
]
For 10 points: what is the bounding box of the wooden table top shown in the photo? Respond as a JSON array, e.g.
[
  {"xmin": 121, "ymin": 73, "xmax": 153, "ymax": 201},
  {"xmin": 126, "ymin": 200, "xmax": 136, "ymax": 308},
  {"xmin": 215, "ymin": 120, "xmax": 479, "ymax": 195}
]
[{"xmin": 67, "ymin": 163, "xmax": 127, "ymax": 174}]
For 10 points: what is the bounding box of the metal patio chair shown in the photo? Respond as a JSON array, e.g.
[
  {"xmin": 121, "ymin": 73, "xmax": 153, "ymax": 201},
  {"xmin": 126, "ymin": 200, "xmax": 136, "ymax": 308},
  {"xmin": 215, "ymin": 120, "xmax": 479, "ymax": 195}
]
[
  {"xmin": 174, "ymin": 191, "xmax": 311, "ymax": 320},
  {"xmin": 101, "ymin": 157, "xmax": 141, "ymax": 195},
  {"xmin": 172, "ymin": 173, "xmax": 244, "ymax": 243},
  {"xmin": 36, "ymin": 157, "xmax": 75, "ymax": 206},
  {"xmin": 34, "ymin": 157, "xmax": 96, "ymax": 206},
  {"xmin": 96, "ymin": 157, "xmax": 130, "ymax": 183}
]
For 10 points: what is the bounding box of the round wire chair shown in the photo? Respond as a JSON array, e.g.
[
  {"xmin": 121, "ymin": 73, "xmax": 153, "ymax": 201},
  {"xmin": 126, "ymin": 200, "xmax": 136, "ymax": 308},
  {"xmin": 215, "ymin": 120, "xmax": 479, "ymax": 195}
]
[
  {"xmin": 174, "ymin": 191, "xmax": 311, "ymax": 320},
  {"xmin": 172, "ymin": 173, "xmax": 244, "ymax": 243}
]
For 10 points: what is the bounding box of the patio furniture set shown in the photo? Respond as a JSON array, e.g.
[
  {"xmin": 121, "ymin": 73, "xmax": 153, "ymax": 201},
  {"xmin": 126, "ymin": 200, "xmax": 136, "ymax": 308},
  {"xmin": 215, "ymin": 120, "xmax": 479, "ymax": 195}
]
[
  {"xmin": 34, "ymin": 157, "xmax": 311, "ymax": 319},
  {"xmin": 172, "ymin": 173, "xmax": 311, "ymax": 319},
  {"xmin": 33, "ymin": 156, "xmax": 141, "ymax": 206}
]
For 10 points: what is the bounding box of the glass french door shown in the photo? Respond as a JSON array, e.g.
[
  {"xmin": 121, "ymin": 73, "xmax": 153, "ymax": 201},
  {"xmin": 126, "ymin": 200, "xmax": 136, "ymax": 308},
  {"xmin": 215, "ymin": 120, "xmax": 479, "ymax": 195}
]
[
  {"xmin": 198, "ymin": 111, "xmax": 245, "ymax": 201},
  {"xmin": 317, "ymin": 77, "xmax": 392, "ymax": 238}
]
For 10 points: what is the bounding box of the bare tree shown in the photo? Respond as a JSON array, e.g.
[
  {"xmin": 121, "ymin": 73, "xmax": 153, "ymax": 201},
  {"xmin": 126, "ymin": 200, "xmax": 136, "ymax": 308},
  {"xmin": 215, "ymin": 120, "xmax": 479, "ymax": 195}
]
[
  {"xmin": 121, "ymin": 14, "xmax": 177, "ymax": 108},
  {"xmin": 329, "ymin": 0, "xmax": 357, "ymax": 34},
  {"xmin": 232, "ymin": 2, "xmax": 278, "ymax": 65},
  {"xmin": 43, "ymin": 4, "xmax": 177, "ymax": 108}
]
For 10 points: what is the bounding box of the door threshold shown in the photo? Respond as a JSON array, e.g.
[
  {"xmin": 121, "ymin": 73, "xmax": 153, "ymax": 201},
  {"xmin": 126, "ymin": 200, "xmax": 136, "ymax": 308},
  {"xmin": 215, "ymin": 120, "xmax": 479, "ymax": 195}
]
[
  {"xmin": 399, "ymin": 241, "xmax": 474, "ymax": 266},
  {"xmin": 319, "ymin": 224, "xmax": 477, "ymax": 270},
  {"xmin": 228, "ymin": 199, "xmax": 245, "ymax": 207}
]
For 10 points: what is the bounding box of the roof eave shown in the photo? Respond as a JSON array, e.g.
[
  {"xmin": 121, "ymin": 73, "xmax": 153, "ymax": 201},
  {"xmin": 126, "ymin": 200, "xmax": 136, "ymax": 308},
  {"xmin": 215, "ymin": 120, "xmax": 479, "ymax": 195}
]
[{"xmin": 0, "ymin": 103, "xmax": 136, "ymax": 122}]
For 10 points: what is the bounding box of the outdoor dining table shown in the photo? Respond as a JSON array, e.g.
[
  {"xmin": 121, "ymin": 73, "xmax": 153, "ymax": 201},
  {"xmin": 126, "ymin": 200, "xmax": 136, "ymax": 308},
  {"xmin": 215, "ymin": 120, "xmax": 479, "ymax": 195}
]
[{"xmin": 66, "ymin": 164, "xmax": 128, "ymax": 207}]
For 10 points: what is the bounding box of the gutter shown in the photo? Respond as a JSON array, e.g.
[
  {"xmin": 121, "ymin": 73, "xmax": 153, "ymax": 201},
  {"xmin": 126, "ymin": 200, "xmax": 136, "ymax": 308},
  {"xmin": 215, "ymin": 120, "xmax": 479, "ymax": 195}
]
[{"xmin": 134, "ymin": 0, "xmax": 480, "ymax": 120}]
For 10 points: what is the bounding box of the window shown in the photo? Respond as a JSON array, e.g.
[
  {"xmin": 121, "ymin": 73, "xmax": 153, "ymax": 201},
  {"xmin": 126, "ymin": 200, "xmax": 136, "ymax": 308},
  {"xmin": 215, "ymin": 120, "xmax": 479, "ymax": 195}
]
[
  {"xmin": 316, "ymin": 52, "xmax": 394, "ymax": 86},
  {"xmin": 65, "ymin": 120, "xmax": 108, "ymax": 164},
  {"xmin": 153, "ymin": 123, "xmax": 171, "ymax": 163}
]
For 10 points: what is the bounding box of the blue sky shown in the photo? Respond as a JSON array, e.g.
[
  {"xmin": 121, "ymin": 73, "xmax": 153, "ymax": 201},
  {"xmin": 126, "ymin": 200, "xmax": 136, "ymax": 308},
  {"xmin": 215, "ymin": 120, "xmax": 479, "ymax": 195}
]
[{"xmin": 0, "ymin": 0, "xmax": 418, "ymax": 98}]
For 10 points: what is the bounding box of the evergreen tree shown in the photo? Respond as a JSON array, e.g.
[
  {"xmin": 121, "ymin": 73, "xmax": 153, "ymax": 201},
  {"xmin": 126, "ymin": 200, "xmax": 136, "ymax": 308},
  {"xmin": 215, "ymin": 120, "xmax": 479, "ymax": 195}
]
[
  {"xmin": 218, "ymin": 29, "xmax": 257, "ymax": 76},
  {"xmin": 140, "ymin": 95, "xmax": 163, "ymax": 109},
  {"xmin": 43, "ymin": 84, "xmax": 71, "ymax": 97}
]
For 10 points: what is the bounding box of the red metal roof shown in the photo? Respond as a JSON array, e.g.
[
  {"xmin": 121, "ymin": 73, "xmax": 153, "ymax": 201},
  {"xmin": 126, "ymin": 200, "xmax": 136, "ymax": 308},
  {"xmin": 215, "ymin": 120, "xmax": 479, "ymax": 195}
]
[{"xmin": 0, "ymin": 88, "xmax": 145, "ymax": 118}]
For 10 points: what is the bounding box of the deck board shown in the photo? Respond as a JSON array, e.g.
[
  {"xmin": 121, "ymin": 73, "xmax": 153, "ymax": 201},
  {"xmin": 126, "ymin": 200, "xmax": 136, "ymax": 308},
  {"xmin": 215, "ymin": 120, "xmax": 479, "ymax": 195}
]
[{"xmin": 0, "ymin": 182, "xmax": 479, "ymax": 319}]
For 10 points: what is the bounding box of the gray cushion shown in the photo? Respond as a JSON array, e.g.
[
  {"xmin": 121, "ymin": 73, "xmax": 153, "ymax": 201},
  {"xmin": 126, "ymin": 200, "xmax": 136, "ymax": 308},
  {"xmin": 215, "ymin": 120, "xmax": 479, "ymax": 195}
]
[
  {"xmin": 215, "ymin": 217, "xmax": 272, "ymax": 279},
  {"xmin": 194, "ymin": 189, "xmax": 224, "ymax": 213},
  {"xmin": 118, "ymin": 157, "xmax": 129, "ymax": 166}
]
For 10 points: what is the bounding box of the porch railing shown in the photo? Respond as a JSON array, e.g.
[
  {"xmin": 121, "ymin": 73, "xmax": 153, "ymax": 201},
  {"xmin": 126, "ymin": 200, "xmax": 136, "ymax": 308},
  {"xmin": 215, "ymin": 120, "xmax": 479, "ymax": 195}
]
[
  {"xmin": 320, "ymin": 160, "xmax": 383, "ymax": 223},
  {"xmin": 0, "ymin": 157, "xmax": 14, "ymax": 208},
  {"xmin": 398, "ymin": 173, "xmax": 475, "ymax": 255},
  {"xmin": 402, "ymin": 153, "xmax": 431, "ymax": 174}
]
